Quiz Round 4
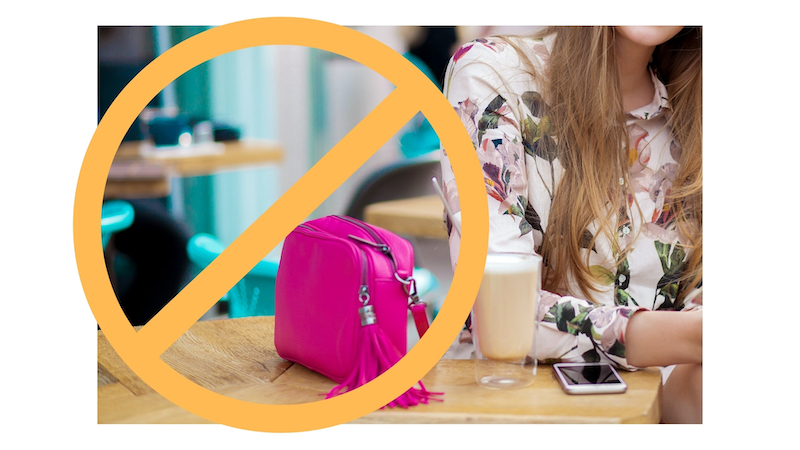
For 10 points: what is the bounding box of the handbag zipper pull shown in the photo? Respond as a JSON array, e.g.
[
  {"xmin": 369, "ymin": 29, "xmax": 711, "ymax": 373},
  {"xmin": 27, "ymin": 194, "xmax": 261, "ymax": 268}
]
[
  {"xmin": 358, "ymin": 285, "xmax": 376, "ymax": 326},
  {"xmin": 358, "ymin": 284, "xmax": 370, "ymax": 304},
  {"xmin": 348, "ymin": 234, "xmax": 391, "ymax": 255},
  {"xmin": 348, "ymin": 234, "xmax": 400, "ymax": 276},
  {"xmin": 349, "ymin": 233, "xmax": 421, "ymax": 307}
]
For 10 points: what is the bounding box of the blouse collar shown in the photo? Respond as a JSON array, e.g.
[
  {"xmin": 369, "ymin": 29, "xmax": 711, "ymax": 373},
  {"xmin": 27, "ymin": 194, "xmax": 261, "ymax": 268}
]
[{"xmin": 626, "ymin": 69, "xmax": 670, "ymax": 120}]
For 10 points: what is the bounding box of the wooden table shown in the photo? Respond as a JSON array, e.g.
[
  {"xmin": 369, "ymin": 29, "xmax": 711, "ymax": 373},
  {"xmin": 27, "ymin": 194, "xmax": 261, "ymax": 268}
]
[
  {"xmin": 98, "ymin": 316, "xmax": 662, "ymax": 424},
  {"xmin": 364, "ymin": 195, "xmax": 448, "ymax": 239},
  {"xmin": 104, "ymin": 139, "xmax": 284, "ymax": 199}
]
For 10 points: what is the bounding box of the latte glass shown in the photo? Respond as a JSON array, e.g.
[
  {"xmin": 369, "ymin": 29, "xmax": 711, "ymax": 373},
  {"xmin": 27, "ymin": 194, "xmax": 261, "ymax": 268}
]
[{"xmin": 472, "ymin": 252, "xmax": 541, "ymax": 389}]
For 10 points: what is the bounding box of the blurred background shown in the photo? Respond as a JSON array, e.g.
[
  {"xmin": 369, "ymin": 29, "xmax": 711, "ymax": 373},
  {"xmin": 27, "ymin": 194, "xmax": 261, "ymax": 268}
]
[{"xmin": 98, "ymin": 25, "xmax": 542, "ymax": 328}]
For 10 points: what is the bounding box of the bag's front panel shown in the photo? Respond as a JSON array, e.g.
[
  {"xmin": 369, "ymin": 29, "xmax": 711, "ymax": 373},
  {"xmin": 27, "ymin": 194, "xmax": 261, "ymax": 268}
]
[
  {"xmin": 275, "ymin": 216, "xmax": 419, "ymax": 383},
  {"xmin": 275, "ymin": 230, "xmax": 361, "ymax": 382},
  {"xmin": 370, "ymin": 276, "xmax": 409, "ymax": 354}
]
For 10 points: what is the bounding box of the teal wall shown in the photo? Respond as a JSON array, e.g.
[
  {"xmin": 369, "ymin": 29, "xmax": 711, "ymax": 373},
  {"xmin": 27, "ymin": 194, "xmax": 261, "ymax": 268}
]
[
  {"xmin": 167, "ymin": 27, "xmax": 216, "ymax": 239},
  {"xmin": 162, "ymin": 27, "xmax": 283, "ymax": 258},
  {"xmin": 209, "ymin": 45, "xmax": 280, "ymax": 253},
  {"xmin": 170, "ymin": 26, "xmax": 212, "ymax": 119}
]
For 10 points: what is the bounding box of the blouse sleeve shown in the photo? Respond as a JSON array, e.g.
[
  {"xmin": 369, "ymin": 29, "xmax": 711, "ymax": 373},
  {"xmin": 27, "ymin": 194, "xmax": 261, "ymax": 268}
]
[{"xmin": 439, "ymin": 39, "xmax": 648, "ymax": 370}]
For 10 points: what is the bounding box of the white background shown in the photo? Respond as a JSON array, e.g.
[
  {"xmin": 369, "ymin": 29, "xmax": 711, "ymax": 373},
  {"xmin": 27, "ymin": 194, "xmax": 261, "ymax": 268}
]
[{"xmin": 2, "ymin": 1, "xmax": 793, "ymax": 447}]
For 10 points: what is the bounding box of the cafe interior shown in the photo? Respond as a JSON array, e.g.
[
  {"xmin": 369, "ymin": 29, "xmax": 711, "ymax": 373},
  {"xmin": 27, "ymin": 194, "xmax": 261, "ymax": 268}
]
[
  {"xmin": 97, "ymin": 25, "xmax": 666, "ymax": 425},
  {"xmin": 99, "ymin": 25, "xmax": 499, "ymax": 328}
]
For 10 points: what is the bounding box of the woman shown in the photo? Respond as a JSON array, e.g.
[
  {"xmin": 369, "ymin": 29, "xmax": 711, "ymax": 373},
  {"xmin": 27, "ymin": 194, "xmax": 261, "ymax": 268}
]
[{"xmin": 439, "ymin": 26, "xmax": 702, "ymax": 423}]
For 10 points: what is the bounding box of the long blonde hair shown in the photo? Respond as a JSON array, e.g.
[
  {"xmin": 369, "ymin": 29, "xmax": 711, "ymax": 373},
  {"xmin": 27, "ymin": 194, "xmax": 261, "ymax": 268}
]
[{"xmin": 522, "ymin": 27, "xmax": 702, "ymax": 306}]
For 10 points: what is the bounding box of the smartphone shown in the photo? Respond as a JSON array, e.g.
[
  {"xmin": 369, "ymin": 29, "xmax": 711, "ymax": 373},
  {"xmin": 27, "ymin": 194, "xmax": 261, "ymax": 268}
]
[{"xmin": 553, "ymin": 362, "xmax": 627, "ymax": 395}]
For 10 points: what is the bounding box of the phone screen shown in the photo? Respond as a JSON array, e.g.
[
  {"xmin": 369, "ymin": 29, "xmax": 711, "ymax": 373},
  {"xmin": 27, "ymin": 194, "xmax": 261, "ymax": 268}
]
[{"xmin": 557, "ymin": 363, "xmax": 623, "ymax": 385}]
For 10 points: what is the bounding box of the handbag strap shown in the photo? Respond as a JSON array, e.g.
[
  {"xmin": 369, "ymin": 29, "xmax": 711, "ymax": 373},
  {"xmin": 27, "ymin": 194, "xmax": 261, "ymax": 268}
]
[
  {"xmin": 400, "ymin": 275, "xmax": 430, "ymax": 338},
  {"xmin": 410, "ymin": 302, "xmax": 430, "ymax": 337}
]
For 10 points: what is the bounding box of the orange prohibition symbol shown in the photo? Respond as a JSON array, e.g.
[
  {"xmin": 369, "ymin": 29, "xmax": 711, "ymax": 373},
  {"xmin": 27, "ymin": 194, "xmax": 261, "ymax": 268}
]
[{"xmin": 75, "ymin": 17, "xmax": 488, "ymax": 432}]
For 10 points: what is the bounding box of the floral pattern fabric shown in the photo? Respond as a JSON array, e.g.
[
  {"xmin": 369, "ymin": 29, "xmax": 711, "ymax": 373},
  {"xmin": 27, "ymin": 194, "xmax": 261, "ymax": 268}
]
[{"xmin": 439, "ymin": 35, "xmax": 701, "ymax": 370}]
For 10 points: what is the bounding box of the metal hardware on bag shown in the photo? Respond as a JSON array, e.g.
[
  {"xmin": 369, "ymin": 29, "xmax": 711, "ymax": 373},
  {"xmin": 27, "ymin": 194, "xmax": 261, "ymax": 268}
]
[
  {"xmin": 403, "ymin": 276, "xmax": 417, "ymax": 295},
  {"xmin": 341, "ymin": 215, "xmax": 425, "ymax": 328},
  {"xmin": 349, "ymin": 231, "xmax": 413, "ymax": 298},
  {"xmin": 394, "ymin": 273, "xmax": 411, "ymax": 285},
  {"xmin": 348, "ymin": 234, "xmax": 391, "ymax": 255},
  {"xmin": 359, "ymin": 304, "xmax": 377, "ymax": 326},
  {"xmin": 340, "ymin": 216, "xmax": 400, "ymax": 272},
  {"xmin": 408, "ymin": 293, "xmax": 423, "ymax": 308},
  {"xmin": 359, "ymin": 285, "xmax": 370, "ymax": 305},
  {"xmin": 400, "ymin": 276, "xmax": 424, "ymax": 307}
]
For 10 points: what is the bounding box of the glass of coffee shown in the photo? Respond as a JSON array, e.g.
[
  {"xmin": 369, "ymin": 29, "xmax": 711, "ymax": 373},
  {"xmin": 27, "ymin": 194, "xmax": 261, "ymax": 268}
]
[{"xmin": 472, "ymin": 252, "xmax": 541, "ymax": 389}]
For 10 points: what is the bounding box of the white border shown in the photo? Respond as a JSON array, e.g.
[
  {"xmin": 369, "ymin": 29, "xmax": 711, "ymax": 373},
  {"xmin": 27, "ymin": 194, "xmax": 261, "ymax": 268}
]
[{"xmin": 3, "ymin": 0, "xmax": 793, "ymax": 447}]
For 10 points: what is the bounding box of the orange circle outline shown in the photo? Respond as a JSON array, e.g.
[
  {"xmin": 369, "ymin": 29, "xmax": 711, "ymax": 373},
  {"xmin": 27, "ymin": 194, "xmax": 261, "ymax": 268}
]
[{"xmin": 76, "ymin": 17, "xmax": 488, "ymax": 432}]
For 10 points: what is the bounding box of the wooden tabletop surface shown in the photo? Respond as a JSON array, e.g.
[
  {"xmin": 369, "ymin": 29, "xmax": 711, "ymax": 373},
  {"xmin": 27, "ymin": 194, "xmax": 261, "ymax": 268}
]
[
  {"xmin": 364, "ymin": 195, "xmax": 449, "ymax": 240},
  {"xmin": 98, "ymin": 316, "xmax": 662, "ymax": 424},
  {"xmin": 104, "ymin": 139, "xmax": 284, "ymax": 199}
]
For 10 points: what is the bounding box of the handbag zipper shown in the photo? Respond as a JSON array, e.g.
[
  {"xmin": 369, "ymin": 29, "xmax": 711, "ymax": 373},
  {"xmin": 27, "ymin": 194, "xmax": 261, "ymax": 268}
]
[
  {"xmin": 337, "ymin": 215, "xmax": 383, "ymax": 243},
  {"xmin": 337, "ymin": 216, "xmax": 421, "ymax": 307},
  {"xmin": 336, "ymin": 216, "xmax": 400, "ymax": 274}
]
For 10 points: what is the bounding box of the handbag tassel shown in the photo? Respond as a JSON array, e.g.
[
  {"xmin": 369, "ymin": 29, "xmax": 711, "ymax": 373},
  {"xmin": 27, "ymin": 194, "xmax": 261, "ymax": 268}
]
[{"xmin": 325, "ymin": 304, "xmax": 443, "ymax": 408}]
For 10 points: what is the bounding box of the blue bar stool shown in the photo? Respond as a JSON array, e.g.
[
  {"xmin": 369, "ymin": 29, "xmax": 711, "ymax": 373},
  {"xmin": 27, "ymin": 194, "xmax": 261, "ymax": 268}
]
[
  {"xmin": 101, "ymin": 200, "xmax": 135, "ymax": 249},
  {"xmin": 187, "ymin": 233, "xmax": 279, "ymax": 318}
]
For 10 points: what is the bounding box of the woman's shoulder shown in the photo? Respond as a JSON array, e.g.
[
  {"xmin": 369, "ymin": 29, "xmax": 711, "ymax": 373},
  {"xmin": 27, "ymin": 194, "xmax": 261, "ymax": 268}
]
[
  {"xmin": 449, "ymin": 35, "xmax": 549, "ymax": 74},
  {"xmin": 444, "ymin": 35, "xmax": 550, "ymax": 100}
]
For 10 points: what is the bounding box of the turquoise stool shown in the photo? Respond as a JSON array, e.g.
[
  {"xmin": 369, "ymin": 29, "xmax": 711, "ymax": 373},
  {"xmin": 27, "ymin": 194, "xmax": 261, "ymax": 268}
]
[
  {"xmin": 187, "ymin": 233, "xmax": 279, "ymax": 318},
  {"xmin": 101, "ymin": 200, "xmax": 135, "ymax": 249}
]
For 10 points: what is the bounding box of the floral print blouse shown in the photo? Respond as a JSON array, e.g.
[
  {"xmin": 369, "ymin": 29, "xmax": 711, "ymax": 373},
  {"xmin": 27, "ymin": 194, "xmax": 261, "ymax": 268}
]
[{"xmin": 439, "ymin": 35, "xmax": 702, "ymax": 370}]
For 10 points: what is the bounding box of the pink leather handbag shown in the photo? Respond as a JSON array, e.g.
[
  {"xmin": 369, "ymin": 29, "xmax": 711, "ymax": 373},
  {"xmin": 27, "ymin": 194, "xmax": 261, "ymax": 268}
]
[{"xmin": 274, "ymin": 215, "xmax": 439, "ymax": 408}]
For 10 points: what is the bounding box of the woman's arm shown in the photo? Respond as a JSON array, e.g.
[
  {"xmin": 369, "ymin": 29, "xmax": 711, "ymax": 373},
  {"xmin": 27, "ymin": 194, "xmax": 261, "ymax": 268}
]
[
  {"xmin": 440, "ymin": 37, "xmax": 539, "ymax": 265},
  {"xmin": 625, "ymin": 309, "xmax": 702, "ymax": 367}
]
